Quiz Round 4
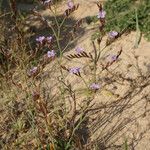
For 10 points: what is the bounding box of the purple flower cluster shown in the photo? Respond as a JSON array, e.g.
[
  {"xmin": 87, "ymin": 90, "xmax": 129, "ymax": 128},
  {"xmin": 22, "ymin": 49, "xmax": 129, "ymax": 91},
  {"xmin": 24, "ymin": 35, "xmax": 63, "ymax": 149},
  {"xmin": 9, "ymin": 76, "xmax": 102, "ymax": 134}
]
[
  {"xmin": 97, "ymin": 10, "xmax": 106, "ymax": 19},
  {"xmin": 36, "ymin": 36, "xmax": 45, "ymax": 44},
  {"xmin": 67, "ymin": 0, "xmax": 74, "ymax": 9},
  {"xmin": 36, "ymin": 36, "xmax": 52, "ymax": 44},
  {"xmin": 28, "ymin": 66, "xmax": 38, "ymax": 76},
  {"xmin": 69, "ymin": 67, "xmax": 80, "ymax": 74},
  {"xmin": 90, "ymin": 83, "xmax": 100, "ymax": 90},
  {"xmin": 75, "ymin": 46, "xmax": 84, "ymax": 54},
  {"xmin": 47, "ymin": 50, "xmax": 56, "ymax": 58},
  {"xmin": 46, "ymin": 36, "xmax": 53, "ymax": 43},
  {"xmin": 30, "ymin": 67, "xmax": 38, "ymax": 74},
  {"xmin": 108, "ymin": 31, "xmax": 118, "ymax": 38}
]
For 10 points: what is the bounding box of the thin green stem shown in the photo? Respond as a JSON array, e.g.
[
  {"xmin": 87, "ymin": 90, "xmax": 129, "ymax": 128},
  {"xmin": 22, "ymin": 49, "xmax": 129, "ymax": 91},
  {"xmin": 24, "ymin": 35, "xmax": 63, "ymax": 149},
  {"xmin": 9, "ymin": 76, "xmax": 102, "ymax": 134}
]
[
  {"xmin": 80, "ymin": 76, "xmax": 89, "ymax": 89},
  {"xmin": 65, "ymin": 114, "xmax": 86, "ymax": 150}
]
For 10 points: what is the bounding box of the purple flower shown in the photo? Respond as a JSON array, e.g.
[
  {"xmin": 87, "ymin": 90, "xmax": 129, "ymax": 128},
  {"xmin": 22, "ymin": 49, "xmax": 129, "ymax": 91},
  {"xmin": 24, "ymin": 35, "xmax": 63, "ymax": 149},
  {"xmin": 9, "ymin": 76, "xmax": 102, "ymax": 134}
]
[
  {"xmin": 69, "ymin": 67, "xmax": 80, "ymax": 74},
  {"xmin": 108, "ymin": 31, "xmax": 118, "ymax": 38},
  {"xmin": 47, "ymin": 50, "xmax": 56, "ymax": 58},
  {"xmin": 36, "ymin": 36, "xmax": 45, "ymax": 44},
  {"xmin": 111, "ymin": 55, "xmax": 117, "ymax": 61},
  {"xmin": 97, "ymin": 10, "xmax": 106, "ymax": 19},
  {"xmin": 46, "ymin": 36, "xmax": 53, "ymax": 43},
  {"xmin": 90, "ymin": 83, "xmax": 100, "ymax": 90},
  {"xmin": 30, "ymin": 67, "xmax": 37, "ymax": 73},
  {"xmin": 75, "ymin": 47, "xmax": 84, "ymax": 54},
  {"xmin": 107, "ymin": 54, "xmax": 117, "ymax": 62},
  {"xmin": 43, "ymin": 0, "xmax": 52, "ymax": 4},
  {"xmin": 29, "ymin": 67, "xmax": 38, "ymax": 76},
  {"xmin": 67, "ymin": 0, "xmax": 74, "ymax": 9}
]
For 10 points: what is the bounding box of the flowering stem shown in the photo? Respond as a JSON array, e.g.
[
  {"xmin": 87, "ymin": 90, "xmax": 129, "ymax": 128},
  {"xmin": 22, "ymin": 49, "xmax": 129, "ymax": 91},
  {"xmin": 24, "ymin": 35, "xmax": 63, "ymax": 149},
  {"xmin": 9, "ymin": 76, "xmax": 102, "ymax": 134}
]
[
  {"xmin": 92, "ymin": 41, "xmax": 97, "ymax": 83},
  {"xmin": 97, "ymin": 45, "xmax": 107, "ymax": 62}
]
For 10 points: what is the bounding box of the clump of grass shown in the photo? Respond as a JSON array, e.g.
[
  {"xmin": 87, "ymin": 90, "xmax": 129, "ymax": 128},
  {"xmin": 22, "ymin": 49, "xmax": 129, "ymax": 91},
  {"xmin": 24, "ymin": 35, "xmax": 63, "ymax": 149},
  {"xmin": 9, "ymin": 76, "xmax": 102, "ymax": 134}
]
[
  {"xmin": 85, "ymin": 0, "xmax": 150, "ymax": 40},
  {"xmin": 104, "ymin": 0, "xmax": 150, "ymax": 40}
]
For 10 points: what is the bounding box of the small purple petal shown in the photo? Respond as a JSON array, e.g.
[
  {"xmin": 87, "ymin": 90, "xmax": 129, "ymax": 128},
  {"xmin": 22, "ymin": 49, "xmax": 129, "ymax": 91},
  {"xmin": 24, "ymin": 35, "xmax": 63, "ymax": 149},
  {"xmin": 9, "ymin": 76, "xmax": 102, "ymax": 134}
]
[
  {"xmin": 107, "ymin": 54, "xmax": 117, "ymax": 62},
  {"xmin": 97, "ymin": 10, "xmax": 106, "ymax": 19},
  {"xmin": 29, "ymin": 67, "xmax": 38, "ymax": 75},
  {"xmin": 108, "ymin": 31, "xmax": 118, "ymax": 38},
  {"xmin": 75, "ymin": 47, "xmax": 84, "ymax": 54},
  {"xmin": 90, "ymin": 83, "xmax": 100, "ymax": 90},
  {"xmin": 46, "ymin": 36, "xmax": 53, "ymax": 43},
  {"xmin": 69, "ymin": 67, "xmax": 80, "ymax": 74},
  {"xmin": 111, "ymin": 55, "xmax": 117, "ymax": 61},
  {"xmin": 47, "ymin": 50, "xmax": 56, "ymax": 58},
  {"xmin": 36, "ymin": 36, "xmax": 45, "ymax": 44}
]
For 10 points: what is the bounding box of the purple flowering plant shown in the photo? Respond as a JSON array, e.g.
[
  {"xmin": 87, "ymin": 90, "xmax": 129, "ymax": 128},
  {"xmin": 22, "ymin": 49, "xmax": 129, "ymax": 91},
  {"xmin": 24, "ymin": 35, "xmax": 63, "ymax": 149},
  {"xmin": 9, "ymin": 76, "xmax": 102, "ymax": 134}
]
[
  {"xmin": 36, "ymin": 35, "xmax": 53, "ymax": 45},
  {"xmin": 31, "ymin": 1, "xmax": 123, "ymax": 144},
  {"xmin": 36, "ymin": 36, "xmax": 45, "ymax": 44},
  {"xmin": 0, "ymin": 1, "xmax": 127, "ymax": 149},
  {"xmin": 47, "ymin": 50, "xmax": 56, "ymax": 58},
  {"xmin": 1, "ymin": 0, "xmax": 149, "ymax": 149}
]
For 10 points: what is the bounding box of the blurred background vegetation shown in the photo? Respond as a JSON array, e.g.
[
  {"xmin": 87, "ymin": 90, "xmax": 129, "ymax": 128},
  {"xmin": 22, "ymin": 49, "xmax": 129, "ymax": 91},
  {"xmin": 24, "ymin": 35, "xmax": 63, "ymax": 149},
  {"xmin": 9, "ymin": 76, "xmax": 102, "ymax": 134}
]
[
  {"xmin": 1, "ymin": 0, "xmax": 149, "ymax": 41},
  {"xmin": 86, "ymin": 0, "xmax": 150, "ymax": 40},
  {"xmin": 104, "ymin": 0, "xmax": 150, "ymax": 40}
]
